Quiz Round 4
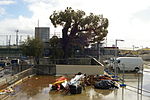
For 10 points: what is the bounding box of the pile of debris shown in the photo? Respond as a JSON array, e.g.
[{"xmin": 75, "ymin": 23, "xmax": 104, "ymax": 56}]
[
  {"xmin": 0, "ymin": 87, "xmax": 14, "ymax": 95},
  {"xmin": 49, "ymin": 72, "xmax": 119, "ymax": 95},
  {"xmin": 49, "ymin": 72, "xmax": 85, "ymax": 94}
]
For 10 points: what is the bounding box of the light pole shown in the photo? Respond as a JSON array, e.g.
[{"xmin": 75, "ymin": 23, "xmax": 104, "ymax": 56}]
[
  {"xmin": 114, "ymin": 39, "xmax": 124, "ymax": 78},
  {"xmin": 132, "ymin": 45, "xmax": 139, "ymax": 51},
  {"xmin": 132, "ymin": 45, "xmax": 139, "ymax": 56},
  {"xmin": 15, "ymin": 30, "xmax": 19, "ymax": 46},
  {"xmin": 98, "ymin": 42, "xmax": 103, "ymax": 62}
]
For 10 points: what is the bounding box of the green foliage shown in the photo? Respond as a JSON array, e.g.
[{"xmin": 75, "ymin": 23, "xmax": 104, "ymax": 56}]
[
  {"xmin": 20, "ymin": 37, "xmax": 43, "ymax": 58},
  {"xmin": 50, "ymin": 7, "xmax": 108, "ymax": 44},
  {"xmin": 49, "ymin": 36, "xmax": 64, "ymax": 59},
  {"xmin": 50, "ymin": 7, "xmax": 109, "ymax": 58}
]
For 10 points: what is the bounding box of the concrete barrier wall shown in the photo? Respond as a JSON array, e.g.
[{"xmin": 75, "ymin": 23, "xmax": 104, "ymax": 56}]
[
  {"xmin": 11, "ymin": 65, "xmax": 32, "ymax": 75},
  {"xmin": 56, "ymin": 65, "xmax": 104, "ymax": 75},
  {"xmin": 0, "ymin": 68, "xmax": 33, "ymax": 89},
  {"xmin": 35, "ymin": 65, "xmax": 56, "ymax": 75},
  {"xmin": 35, "ymin": 64, "xmax": 104, "ymax": 75}
]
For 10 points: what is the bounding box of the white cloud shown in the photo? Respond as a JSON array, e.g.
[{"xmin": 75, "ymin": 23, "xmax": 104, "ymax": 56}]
[
  {"xmin": 0, "ymin": 16, "xmax": 35, "ymax": 45},
  {"xmin": 0, "ymin": 0, "xmax": 15, "ymax": 5},
  {"xmin": 0, "ymin": 8, "xmax": 5, "ymax": 15},
  {"xmin": 0, "ymin": 0, "xmax": 15, "ymax": 17},
  {"xmin": 0, "ymin": 0, "xmax": 150, "ymax": 48},
  {"xmin": 0, "ymin": 17, "xmax": 32, "ymax": 34}
]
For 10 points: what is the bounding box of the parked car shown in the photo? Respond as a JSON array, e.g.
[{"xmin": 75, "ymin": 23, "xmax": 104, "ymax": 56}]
[
  {"xmin": 0, "ymin": 61, "xmax": 7, "ymax": 68},
  {"xmin": 110, "ymin": 57, "xmax": 144, "ymax": 72},
  {"xmin": 11, "ymin": 59, "xmax": 20, "ymax": 65}
]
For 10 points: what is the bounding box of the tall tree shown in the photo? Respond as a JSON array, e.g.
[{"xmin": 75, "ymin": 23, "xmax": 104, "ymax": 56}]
[
  {"xmin": 50, "ymin": 7, "xmax": 109, "ymax": 58},
  {"xmin": 49, "ymin": 36, "xmax": 64, "ymax": 59},
  {"xmin": 20, "ymin": 37, "xmax": 43, "ymax": 64}
]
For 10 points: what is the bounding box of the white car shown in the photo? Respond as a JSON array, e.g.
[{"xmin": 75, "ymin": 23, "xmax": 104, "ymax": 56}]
[{"xmin": 111, "ymin": 57, "xmax": 144, "ymax": 72}]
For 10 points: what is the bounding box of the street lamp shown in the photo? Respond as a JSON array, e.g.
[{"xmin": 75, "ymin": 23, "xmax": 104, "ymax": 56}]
[
  {"xmin": 132, "ymin": 45, "xmax": 139, "ymax": 51},
  {"xmin": 132, "ymin": 45, "xmax": 139, "ymax": 56},
  {"xmin": 114, "ymin": 39, "xmax": 124, "ymax": 78},
  {"xmin": 115, "ymin": 39, "xmax": 124, "ymax": 48}
]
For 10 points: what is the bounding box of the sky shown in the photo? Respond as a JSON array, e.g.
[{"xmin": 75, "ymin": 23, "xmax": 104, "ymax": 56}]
[{"xmin": 0, "ymin": 0, "xmax": 150, "ymax": 50}]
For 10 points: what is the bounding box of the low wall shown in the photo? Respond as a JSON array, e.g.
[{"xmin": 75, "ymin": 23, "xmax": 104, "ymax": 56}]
[
  {"xmin": 56, "ymin": 65, "xmax": 104, "ymax": 75},
  {"xmin": 11, "ymin": 65, "xmax": 32, "ymax": 75},
  {"xmin": 34, "ymin": 64, "xmax": 104, "ymax": 75},
  {"xmin": 34, "ymin": 65, "xmax": 56, "ymax": 75},
  {"xmin": 0, "ymin": 68, "xmax": 33, "ymax": 90}
]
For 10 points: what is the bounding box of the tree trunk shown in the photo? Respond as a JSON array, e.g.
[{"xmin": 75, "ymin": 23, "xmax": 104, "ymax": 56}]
[
  {"xmin": 35, "ymin": 57, "xmax": 39, "ymax": 65},
  {"xmin": 62, "ymin": 27, "xmax": 69, "ymax": 60}
]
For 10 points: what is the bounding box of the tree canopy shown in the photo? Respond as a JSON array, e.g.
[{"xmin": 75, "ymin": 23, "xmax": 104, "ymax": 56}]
[
  {"xmin": 20, "ymin": 37, "xmax": 43, "ymax": 64},
  {"xmin": 49, "ymin": 36, "xmax": 64, "ymax": 59},
  {"xmin": 50, "ymin": 7, "xmax": 109, "ymax": 58}
]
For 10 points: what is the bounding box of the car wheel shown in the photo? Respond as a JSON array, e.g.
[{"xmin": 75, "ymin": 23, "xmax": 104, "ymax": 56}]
[{"xmin": 134, "ymin": 67, "xmax": 139, "ymax": 72}]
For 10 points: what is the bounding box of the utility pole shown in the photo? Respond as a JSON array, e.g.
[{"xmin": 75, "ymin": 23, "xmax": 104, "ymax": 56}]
[
  {"xmin": 15, "ymin": 30, "xmax": 19, "ymax": 46},
  {"xmin": 6, "ymin": 35, "xmax": 8, "ymax": 46},
  {"xmin": 19, "ymin": 35, "xmax": 22, "ymax": 45},
  {"xmin": 98, "ymin": 42, "xmax": 100, "ymax": 61},
  {"xmin": 9, "ymin": 35, "xmax": 11, "ymax": 46},
  {"xmin": 132, "ymin": 45, "xmax": 139, "ymax": 55},
  {"xmin": 114, "ymin": 39, "xmax": 124, "ymax": 78}
]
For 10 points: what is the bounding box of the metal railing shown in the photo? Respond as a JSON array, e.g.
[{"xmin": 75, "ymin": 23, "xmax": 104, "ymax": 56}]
[{"xmin": 0, "ymin": 66, "xmax": 34, "ymax": 89}]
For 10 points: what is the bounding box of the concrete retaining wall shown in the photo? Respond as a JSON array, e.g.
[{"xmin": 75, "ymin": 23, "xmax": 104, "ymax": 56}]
[
  {"xmin": 56, "ymin": 65, "xmax": 104, "ymax": 75},
  {"xmin": 0, "ymin": 68, "xmax": 33, "ymax": 90},
  {"xmin": 34, "ymin": 65, "xmax": 56, "ymax": 75}
]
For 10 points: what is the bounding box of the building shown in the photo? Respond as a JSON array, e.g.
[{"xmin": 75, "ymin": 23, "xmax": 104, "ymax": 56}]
[
  {"xmin": 35, "ymin": 27, "xmax": 50, "ymax": 42},
  {"xmin": 101, "ymin": 47, "xmax": 118, "ymax": 59},
  {"xmin": 35, "ymin": 27, "xmax": 50, "ymax": 56},
  {"xmin": 83, "ymin": 42, "xmax": 118, "ymax": 60}
]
